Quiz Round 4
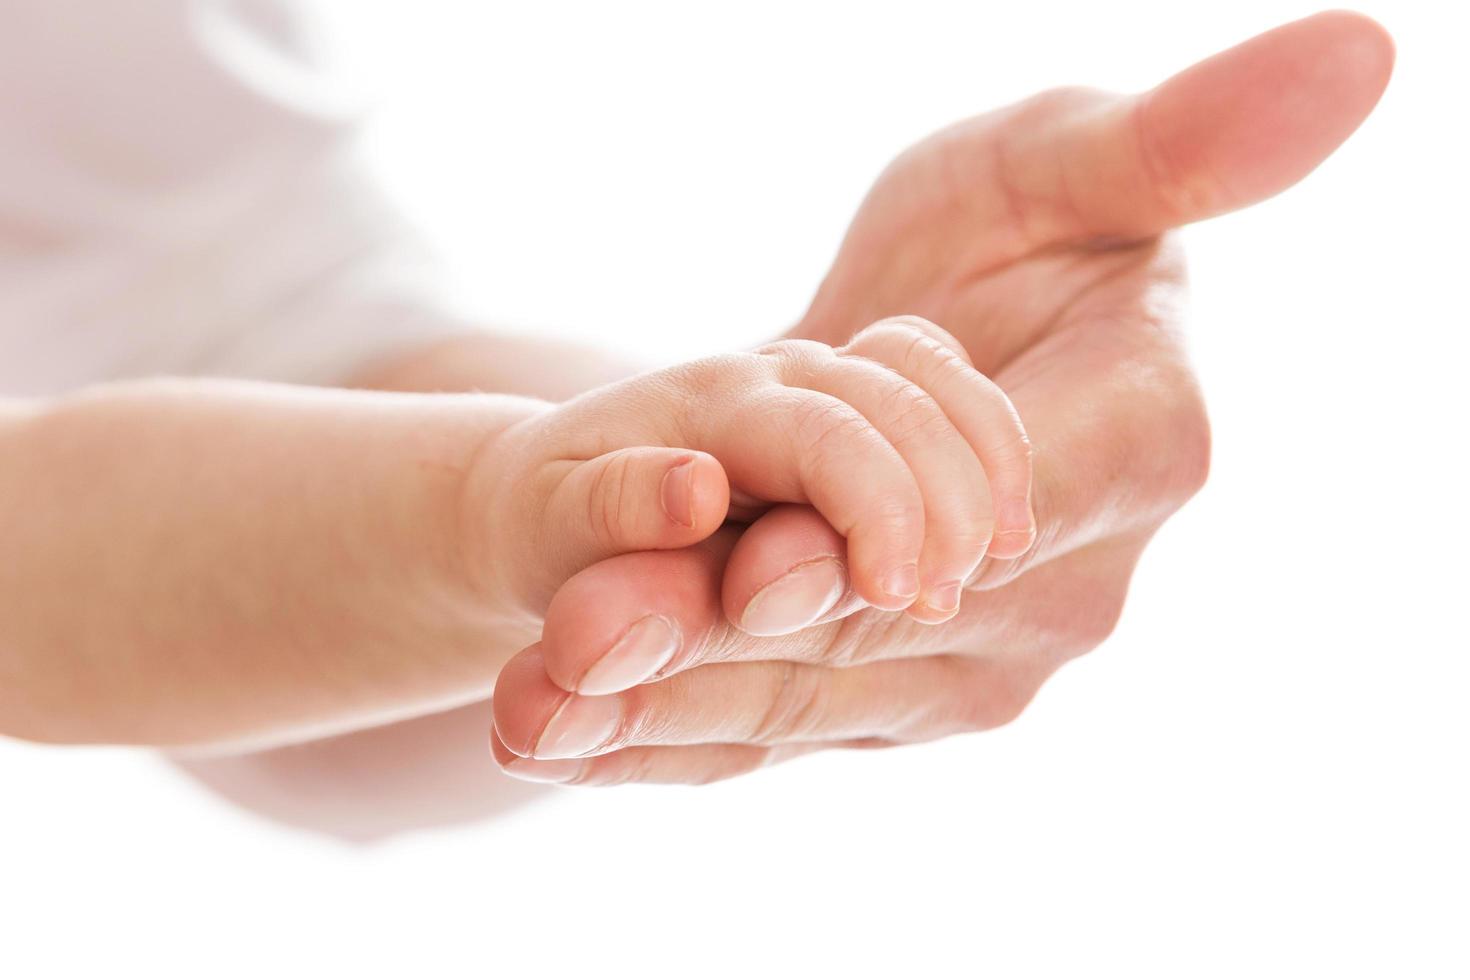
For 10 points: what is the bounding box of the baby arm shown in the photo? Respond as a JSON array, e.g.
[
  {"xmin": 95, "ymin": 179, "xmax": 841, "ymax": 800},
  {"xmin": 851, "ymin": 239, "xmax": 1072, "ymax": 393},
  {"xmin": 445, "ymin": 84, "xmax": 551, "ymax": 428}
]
[
  {"xmin": 0, "ymin": 377, "xmax": 712, "ymax": 749},
  {"xmin": 0, "ymin": 317, "xmax": 1027, "ymax": 750}
]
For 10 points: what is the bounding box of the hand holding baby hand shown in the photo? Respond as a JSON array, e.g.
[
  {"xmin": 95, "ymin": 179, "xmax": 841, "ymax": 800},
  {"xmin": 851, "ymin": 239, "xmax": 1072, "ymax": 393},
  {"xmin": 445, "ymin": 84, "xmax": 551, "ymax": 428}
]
[{"xmin": 477, "ymin": 317, "xmax": 1031, "ymax": 634}]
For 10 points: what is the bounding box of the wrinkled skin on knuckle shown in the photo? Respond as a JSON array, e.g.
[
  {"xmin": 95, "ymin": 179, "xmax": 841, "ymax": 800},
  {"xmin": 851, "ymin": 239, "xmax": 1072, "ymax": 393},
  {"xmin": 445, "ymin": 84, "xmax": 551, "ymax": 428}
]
[
  {"xmin": 755, "ymin": 337, "xmax": 838, "ymax": 386},
  {"xmin": 618, "ymin": 682, "xmax": 679, "ymax": 750},
  {"xmin": 956, "ymin": 523, "xmax": 998, "ymax": 564},
  {"xmin": 701, "ymin": 616, "xmax": 840, "ymax": 674},
  {"xmin": 611, "ymin": 751, "xmax": 661, "ymax": 787},
  {"xmin": 794, "ymin": 400, "xmax": 901, "ymax": 512},
  {"xmin": 749, "ymin": 662, "xmax": 830, "ymax": 744},
  {"xmin": 820, "ymin": 608, "xmax": 910, "ymax": 669},
  {"xmin": 585, "ymin": 451, "xmax": 634, "ymax": 551},
  {"xmin": 664, "ymin": 352, "xmax": 768, "ymax": 407},
  {"xmin": 921, "ymin": 340, "xmax": 978, "ymax": 389},
  {"xmin": 880, "ymin": 386, "xmax": 953, "ymax": 449},
  {"xmin": 757, "ymin": 337, "xmax": 836, "ymax": 362}
]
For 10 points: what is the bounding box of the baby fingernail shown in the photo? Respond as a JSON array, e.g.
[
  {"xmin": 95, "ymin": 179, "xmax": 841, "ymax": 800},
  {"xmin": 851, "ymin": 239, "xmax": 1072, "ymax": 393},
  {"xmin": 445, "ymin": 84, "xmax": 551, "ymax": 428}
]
[
  {"xmin": 925, "ymin": 581, "xmax": 962, "ymax": 615},
  {"xmin": 578, "ymin": 614, "xmax": 680, "ymax": 695},
  {"xmin": 740, "ymin": 558, "xmax": 846, "ymax": 636},
  {"xmin": 502, "ymin": 757, "xmax": 583, "ymax": 784},
  {"xmin": 881, "ymin": 563, "xmax": 920, "ymax": 601},
  {"xmin": 534, "ymin": 694, "xmax": 622, "ymax": 759},
  {"xmin": 660, "ymin": 458, "xmax": 698, "ymax": 528},
  {"xmin": 995, "ymin": 499, "xmax": 1036, "ymax": 543}
]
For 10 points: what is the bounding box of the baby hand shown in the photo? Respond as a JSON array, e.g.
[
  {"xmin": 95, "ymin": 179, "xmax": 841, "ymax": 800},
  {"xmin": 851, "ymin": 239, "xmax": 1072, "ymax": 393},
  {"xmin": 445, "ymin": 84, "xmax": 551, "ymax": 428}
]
[{"xmin": 477, "ymin": 316, "xmax": 1033, "ymax": 632}]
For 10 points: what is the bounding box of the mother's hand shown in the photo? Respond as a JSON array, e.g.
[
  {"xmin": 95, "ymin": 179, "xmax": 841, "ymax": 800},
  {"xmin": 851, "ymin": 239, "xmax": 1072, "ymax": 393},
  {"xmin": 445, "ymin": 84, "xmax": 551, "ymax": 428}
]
[{"xmin": 491, "ymin": 11, "xmax": 1393, "ymax": 784}]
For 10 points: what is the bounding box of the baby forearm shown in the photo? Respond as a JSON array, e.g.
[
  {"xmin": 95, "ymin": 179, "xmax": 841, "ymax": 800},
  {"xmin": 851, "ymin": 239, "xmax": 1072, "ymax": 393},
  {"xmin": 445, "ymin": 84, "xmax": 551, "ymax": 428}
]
[{"xmin": 0, "ymin": 378, "xmax": 544, "ymax": 749}]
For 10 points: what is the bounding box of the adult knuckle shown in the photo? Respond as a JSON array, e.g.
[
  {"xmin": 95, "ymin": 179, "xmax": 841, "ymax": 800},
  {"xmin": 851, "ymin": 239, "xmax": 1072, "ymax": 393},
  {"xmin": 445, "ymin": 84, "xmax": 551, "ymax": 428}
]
[
  {"xmin": 749, "ymin": 663, "xmax": 829, "ymax": 743},
  {"xmin": 560, "ymin": 765, "xmax": 600, "ymax": 787},
  {"xmin": 1174, "ymin": 390, "xmax": 1212, "ymax": 500},
  {"xmin": 1068, "ymin": 586, "xmax": 1130, "ymax": 656},
  {"xmin": 969, "ymin": 682, "xmax": 1038, "ymax": 731},
  {"xmin": 691, "ymin": 746, "xmax": 773, "ymax": 786},
  {"xmin": 819, "ymin": 612, "xmax": 901, "ymax": 669},
  {"xmin": 948, "ymin": 661, "xmax": 1041, "ymax": 733},
  {"xmin": 1140, "ymin": 370, "xmax": 1212, "ymax": 507},
  {"xmin": 617, "ymin": 750, "xmax": 660, "ymax": 786}
]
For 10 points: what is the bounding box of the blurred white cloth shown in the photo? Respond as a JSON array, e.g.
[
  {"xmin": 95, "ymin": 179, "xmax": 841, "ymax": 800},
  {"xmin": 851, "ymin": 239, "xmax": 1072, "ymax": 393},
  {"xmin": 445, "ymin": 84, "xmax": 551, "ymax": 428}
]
[{"xmin": 0, "ymin": 0, "xmax": 466, "ymax": 396}]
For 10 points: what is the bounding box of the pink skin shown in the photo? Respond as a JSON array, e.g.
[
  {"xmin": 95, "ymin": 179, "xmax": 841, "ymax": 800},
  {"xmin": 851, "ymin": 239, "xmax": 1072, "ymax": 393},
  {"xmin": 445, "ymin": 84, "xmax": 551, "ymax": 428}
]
[
  {"xmin": 484, "ymin": 317, "xmax": 1033, "ymax": 622},
  {"xmin": 493, "ymin": 11, "xmax": 1396, "ymax": 783}
]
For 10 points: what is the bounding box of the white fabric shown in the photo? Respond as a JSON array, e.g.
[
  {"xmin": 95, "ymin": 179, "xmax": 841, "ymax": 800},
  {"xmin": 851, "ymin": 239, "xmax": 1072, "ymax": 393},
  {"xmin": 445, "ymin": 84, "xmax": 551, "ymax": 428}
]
[{"xmin": 0, "ymin": 0, "xmax": 466, "ymax": 396}]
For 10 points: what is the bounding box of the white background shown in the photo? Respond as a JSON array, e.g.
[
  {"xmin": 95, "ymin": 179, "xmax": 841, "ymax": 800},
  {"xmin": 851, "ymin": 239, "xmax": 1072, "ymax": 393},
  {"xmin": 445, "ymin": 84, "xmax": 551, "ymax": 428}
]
[{"xmin": 3, "ymin": 1, "xmax": 1466, "ymax": 976}]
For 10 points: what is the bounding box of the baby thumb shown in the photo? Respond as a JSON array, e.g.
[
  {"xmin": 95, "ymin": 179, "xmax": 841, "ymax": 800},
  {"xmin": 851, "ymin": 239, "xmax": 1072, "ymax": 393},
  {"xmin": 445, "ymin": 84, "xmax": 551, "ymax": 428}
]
[{"xmin": 541, "ymin": 446, "xmax": 730, "ymax": 577}]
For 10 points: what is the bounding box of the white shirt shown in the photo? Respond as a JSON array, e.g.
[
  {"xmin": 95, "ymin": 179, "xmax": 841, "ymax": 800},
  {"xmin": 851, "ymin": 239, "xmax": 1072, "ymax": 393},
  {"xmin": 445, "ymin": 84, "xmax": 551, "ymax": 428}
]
[{"xmin": 0, "ymin": 0, "xmax": 465, "ymax": 396}]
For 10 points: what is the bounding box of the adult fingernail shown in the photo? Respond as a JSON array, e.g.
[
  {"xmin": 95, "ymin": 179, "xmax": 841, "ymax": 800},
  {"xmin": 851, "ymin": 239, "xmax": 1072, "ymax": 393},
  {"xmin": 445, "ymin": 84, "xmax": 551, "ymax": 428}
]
[
  {"xmin": 740, "ymin": 558, "xmax": 846, "ymax": 636},
  {"xmin": 881, "ymin": 563, "xmax": 920, "ymax": 602},
  {"xmin": 660, "ymin": 458, "xmax": 698, "ymax": 528},
  {"xmin": 502, "ymin": 757, "xmax": 583, "ymax": 784},
  {"xmin": 578, "ymin": 614, "xmax": 681, "ymax": 695},
  {"xmin": 534, "ymin": 694, "xmax": 622, "ymax": 759}
]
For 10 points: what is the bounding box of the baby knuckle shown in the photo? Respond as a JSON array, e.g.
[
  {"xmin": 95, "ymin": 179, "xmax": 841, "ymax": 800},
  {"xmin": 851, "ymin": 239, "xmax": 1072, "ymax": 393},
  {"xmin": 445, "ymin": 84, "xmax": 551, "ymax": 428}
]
[
  {"xmin": 864, "ymin": 497, "xmax": 924, "ymax": 545},
  {"xmin": 923, "ymin": 343, "xmax": 977, "ymax": 385},
  {"xmin": 668, "ymin": 351, "xmax": 763, "ymax": 393},
  {"xmin": 881, "ymin": 387, "xmax": 951, "ymax": 446},
  {"xmin": 756, "ymin": 337, "xmax": 829, "ymax": 359},
  {"xmin": 852, "ymin": 316, "xmax": 931, "ymax": 348},
  {"xmin": 949, "ymin": 516, "xmax": 997, "ymax": 559},
  {"xmin": 797, "ymin": 399, "xmax": 870, "ymax": 458},
  {"xmin": 755, "ymin": 338, "xmax": 833, "ymax": 378},
  {"xmin": 586, "ymin": 453, "xmax": 635, "ymax": 548}
]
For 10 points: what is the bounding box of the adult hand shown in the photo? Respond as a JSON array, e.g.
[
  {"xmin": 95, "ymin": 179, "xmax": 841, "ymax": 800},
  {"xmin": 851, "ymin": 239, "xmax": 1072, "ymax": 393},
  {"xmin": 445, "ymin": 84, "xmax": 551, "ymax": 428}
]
[{"xmin": 490, "ymin": 12, "xmax": 1394, "ymax": 783}]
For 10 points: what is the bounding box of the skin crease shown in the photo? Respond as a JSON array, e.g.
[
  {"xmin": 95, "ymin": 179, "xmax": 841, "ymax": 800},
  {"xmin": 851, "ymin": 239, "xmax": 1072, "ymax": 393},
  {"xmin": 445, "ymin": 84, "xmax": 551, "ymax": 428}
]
[{"xmin": 0, "ymin": 13, "xmax": 1393, "ymax": 820}]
